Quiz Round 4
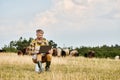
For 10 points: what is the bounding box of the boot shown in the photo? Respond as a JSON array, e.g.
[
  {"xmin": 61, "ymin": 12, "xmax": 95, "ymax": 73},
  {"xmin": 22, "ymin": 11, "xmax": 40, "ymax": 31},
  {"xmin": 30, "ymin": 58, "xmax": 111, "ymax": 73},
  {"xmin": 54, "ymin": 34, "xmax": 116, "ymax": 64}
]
[
  {"xmin": 45, "ymin": 61, "xmax": 51, "ymax": 71},
  {"xmin": 37, "ymin": 61, "xmax": 43, "ymax": 73}
]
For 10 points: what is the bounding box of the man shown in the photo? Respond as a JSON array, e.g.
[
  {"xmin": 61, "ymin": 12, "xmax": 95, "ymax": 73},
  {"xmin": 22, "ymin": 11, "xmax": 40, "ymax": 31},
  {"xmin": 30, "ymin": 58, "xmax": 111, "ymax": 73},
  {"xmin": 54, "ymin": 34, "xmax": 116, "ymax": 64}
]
[{"xmin": 30, "ymin": 29, "xmax": 52, "ymax": 73}]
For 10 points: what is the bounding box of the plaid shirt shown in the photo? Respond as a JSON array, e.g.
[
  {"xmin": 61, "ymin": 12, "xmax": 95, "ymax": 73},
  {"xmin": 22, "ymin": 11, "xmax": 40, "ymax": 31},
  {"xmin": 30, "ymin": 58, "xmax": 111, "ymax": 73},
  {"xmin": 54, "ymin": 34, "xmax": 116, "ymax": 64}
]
[{"xmin": 30, "ymin": 38, "xmax": 49, "ymax": 54}]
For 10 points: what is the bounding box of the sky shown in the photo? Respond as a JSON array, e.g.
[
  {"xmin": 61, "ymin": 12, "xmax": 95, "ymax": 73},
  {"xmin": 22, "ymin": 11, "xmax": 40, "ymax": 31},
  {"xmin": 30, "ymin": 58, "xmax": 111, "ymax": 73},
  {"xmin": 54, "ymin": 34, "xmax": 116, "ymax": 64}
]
[{"xmin": 0, "ymin": 0, "xmax": 120, "ymax": 49}]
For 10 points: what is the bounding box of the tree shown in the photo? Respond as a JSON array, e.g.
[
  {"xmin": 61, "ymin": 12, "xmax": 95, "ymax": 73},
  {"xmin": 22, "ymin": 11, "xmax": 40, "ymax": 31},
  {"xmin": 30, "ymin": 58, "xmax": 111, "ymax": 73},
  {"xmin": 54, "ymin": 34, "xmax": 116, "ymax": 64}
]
[
  {"xmin": 2, "ymin": 44, "xmax": 17, "ymax": 52},
  {"xmin": 49, "ymin": 40, "xmax": 57, "ymax": 48},
  {"xmin": 15, "ymin": 37, "xmax": 33, "ymax": 51},
  {"xmin": 2, "ymin": 37, "xmax": 34, "ymax": 52}
]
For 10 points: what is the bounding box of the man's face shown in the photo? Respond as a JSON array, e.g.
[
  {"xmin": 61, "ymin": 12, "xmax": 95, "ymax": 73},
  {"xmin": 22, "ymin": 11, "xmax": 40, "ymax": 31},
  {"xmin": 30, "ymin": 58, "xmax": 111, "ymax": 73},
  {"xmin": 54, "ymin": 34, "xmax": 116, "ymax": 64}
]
[{"xmin": 36, "ymin": 32, "xmax": 43, "ymax": 39}]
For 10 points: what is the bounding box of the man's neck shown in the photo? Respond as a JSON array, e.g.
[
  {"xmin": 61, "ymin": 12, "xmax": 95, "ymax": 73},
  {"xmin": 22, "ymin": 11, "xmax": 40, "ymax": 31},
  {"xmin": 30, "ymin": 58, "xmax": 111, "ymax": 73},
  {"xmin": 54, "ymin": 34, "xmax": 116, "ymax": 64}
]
[{"xmin": 37, "ymin": 37, "xmax": 43, "ymax": 40}]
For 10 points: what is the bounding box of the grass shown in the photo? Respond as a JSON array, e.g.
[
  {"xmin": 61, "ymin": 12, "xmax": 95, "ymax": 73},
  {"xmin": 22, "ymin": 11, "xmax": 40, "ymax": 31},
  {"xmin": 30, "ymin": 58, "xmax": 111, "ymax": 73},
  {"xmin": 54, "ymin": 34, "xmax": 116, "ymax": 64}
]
[{"xmin": 0, "ymin": 53, "xmax": 120, "ymax": 80}]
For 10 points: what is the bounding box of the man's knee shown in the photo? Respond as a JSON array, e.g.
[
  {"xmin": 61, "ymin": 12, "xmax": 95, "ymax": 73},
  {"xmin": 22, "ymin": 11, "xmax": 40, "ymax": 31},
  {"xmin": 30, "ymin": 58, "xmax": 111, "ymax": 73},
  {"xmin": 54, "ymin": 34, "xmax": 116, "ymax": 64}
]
[
  {"xmin": 46, "ymin": 54, "xmax": 52, "ymax": 61},
  {"xmin": 37, "ymin": 54, "xmax": 42, "ymax": 61}
]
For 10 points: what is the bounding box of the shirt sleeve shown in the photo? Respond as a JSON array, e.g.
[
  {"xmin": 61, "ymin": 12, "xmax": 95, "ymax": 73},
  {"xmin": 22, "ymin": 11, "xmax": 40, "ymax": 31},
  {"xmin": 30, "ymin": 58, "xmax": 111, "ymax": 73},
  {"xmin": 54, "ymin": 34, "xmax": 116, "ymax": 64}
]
[
  {"xmin": 46, "ymin": 40, "xmax": 49, "ymax": 45},
  {"xmin": 29, "ymin": 40, "xmax": 36, "ymax": 54}
]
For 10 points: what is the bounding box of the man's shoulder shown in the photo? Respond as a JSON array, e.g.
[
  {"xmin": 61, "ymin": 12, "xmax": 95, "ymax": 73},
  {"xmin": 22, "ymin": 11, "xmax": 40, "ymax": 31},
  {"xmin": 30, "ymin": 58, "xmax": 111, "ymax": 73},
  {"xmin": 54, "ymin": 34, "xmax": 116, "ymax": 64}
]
[
  {"xmin": 43, "ymin": 38, "xmax": 47, "ymax": 41},
  {"xmin": 31, "ymin": 39, "xmax": 37, "ymax": 43},
  {"xmin": 31, "ymin": 38, "xmax": 48, "ymax": 41},
  {"xmin": 31, "ymin": 38, "xmax": 47, "ymax": 42}
]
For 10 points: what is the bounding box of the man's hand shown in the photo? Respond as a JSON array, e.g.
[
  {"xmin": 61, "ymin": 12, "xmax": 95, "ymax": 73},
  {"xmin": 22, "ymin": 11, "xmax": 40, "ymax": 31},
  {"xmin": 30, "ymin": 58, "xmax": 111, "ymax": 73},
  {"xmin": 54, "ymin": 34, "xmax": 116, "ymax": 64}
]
[{"xmin": 48, "ymin": 49, "xmax": 53, "ymax": 54}]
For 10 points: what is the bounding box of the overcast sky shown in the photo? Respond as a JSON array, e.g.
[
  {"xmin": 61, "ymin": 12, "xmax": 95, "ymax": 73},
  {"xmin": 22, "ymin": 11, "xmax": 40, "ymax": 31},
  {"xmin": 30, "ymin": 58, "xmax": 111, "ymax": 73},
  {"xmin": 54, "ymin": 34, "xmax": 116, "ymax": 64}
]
[{"xmin": 0, "ymin": 0, "xmax": 120, "ymax": 49}]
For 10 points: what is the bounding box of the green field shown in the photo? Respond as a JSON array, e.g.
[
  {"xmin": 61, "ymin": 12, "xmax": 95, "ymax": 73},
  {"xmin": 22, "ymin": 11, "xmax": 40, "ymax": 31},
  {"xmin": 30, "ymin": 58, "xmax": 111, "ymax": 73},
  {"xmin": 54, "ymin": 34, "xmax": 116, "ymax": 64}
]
[{"xmin": 0, "ymin": 53, "xmax": 120, "ymax": 80}]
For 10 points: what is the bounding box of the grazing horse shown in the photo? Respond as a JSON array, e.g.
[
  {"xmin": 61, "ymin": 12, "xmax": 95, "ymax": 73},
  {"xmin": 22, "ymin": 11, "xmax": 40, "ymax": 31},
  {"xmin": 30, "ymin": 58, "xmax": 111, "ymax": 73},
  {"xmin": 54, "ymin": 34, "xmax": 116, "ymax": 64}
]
[
  {"xmin": 52, "ymin": 48, "xmax": 62, "ymax": 57},
  {"xmin": 17, "ymin": 47, "xmax": 29, "ymax": 56},
  {"xmin": 61, "ymin": 49, "xmax": 66, "ymax": 57},
  {"xmin": 57, "ymin": 48, "xmax": 62, "ymax": 57},
  {"xmin": 52, "ymin": 48, "xmax": 58, "ymax": 57},
  {"xmin": 63, "ymin": 48, "xmax": 70, "ymax": 56},
  {"xmin": 87, "ymin": 50, "xmax": 95, "ymax": 58},
  {"xmin": 52, "ymin": 48, "xmax": 70, "ymax": 57},
  {"xmin": 0, "ymin": 49, "xmax": 6, "ymax": 53},
  {"xmin": 70, "ymin": 50, "xmax": 79, "ymax": 57},
  {"xmin": 17, "ymin": 50, "xmax": 23, "ymax": 55}
]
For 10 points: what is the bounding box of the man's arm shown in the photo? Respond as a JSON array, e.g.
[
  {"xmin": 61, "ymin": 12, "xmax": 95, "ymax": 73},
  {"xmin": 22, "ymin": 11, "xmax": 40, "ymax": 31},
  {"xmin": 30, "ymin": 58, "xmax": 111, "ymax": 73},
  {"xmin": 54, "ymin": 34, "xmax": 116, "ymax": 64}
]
[{"xmin": 29, "ymin": 40, "xmax": 36, "ymax": 55}]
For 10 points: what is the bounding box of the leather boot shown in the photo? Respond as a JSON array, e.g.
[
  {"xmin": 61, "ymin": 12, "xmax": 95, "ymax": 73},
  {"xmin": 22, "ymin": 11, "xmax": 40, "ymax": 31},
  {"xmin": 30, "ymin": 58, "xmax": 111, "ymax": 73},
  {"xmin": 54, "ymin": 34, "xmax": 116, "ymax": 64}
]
[{"xmin": 45, "ymin": 61, "xmax": 51, "ymax": 71}]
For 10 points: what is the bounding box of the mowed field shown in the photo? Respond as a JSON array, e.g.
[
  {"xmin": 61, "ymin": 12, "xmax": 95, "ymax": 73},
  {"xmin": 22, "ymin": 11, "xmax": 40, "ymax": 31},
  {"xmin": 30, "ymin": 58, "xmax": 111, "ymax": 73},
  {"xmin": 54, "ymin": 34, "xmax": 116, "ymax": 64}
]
[{"xmin": 0, "ymin": 53, "xmax": 120, "ymax": 80}]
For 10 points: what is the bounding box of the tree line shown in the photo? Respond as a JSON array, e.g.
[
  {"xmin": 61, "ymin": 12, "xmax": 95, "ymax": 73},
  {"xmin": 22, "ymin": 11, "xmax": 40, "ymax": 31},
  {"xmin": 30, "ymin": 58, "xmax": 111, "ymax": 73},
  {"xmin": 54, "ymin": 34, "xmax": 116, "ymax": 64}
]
[
  {"xmin": 1, "ymin": 37, "xmax": 120, "ymax": 58},
  {"xmin": 76, "ymin": 44, "xmax": 120, "ymax": 58}
]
